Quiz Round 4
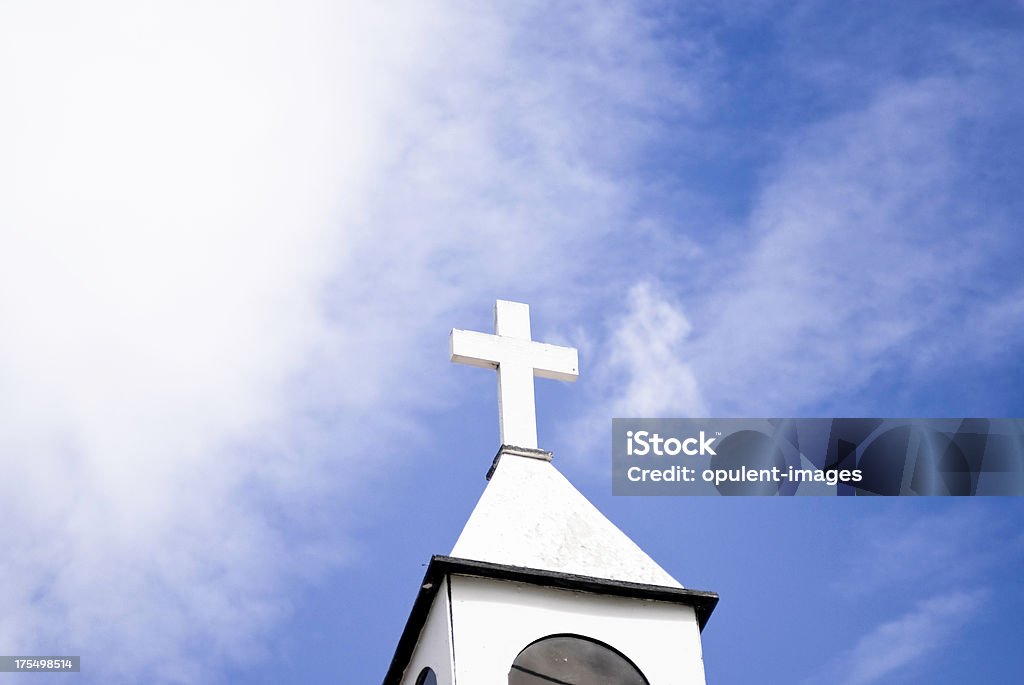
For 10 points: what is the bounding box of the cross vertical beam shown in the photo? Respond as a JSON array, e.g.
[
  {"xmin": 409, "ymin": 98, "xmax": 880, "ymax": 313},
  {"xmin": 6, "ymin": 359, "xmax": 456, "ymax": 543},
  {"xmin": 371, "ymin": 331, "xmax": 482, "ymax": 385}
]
[{"xmin": 450, "ymin": 300, "xmax": 579, "ymax": 450}]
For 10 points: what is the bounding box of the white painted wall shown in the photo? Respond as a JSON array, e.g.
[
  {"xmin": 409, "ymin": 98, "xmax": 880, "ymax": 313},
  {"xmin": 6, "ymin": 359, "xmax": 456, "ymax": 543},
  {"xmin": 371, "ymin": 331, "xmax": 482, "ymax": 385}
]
[
  {"xmin": 448, "ymin": 575, "xmax": 707, "ymax": 685},
  {"xmin": 400, "ymin": 577, "xmax": 455, "ymax": 685}
]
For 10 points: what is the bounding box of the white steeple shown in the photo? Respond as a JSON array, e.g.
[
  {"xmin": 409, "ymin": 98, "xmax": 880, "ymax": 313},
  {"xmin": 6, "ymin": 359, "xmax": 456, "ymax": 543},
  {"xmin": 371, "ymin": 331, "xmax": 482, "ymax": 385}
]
[
  {"xmin": 449, "ymin": 299, "xmax": 680, "ymax": 586},
  {"xmin": 452, "ymin": 451, "xmax": 683, "ymax": 587},
  {"xmin": 383, "ymin": 300, "xmax": 716, "ymax": 685}
]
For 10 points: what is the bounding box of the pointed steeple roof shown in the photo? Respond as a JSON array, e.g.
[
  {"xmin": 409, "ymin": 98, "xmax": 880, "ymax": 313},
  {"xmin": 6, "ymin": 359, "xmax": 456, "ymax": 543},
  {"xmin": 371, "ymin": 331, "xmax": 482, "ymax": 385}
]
[{"xmin": 451, "ymin": 449, "xmax": 683, "ymax": 588}]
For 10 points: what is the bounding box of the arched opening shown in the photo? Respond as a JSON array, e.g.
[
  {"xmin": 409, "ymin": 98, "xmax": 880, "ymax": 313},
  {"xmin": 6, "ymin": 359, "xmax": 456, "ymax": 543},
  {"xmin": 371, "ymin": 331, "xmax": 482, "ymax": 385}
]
[
  {"xmin": 508, "ymin": 633, "xmax": 649, "ymax": 684},
  {"xmin": 414, "ymin": 666, "xmax": 437, "ymax": 685}
]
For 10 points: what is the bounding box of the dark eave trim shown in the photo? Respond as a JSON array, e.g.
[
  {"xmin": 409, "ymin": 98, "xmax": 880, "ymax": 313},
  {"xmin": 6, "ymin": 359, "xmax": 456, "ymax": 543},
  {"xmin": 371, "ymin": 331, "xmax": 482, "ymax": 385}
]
[{"xmin": 381, "ymin": 555, "xmax": 718, "ymax": 685}]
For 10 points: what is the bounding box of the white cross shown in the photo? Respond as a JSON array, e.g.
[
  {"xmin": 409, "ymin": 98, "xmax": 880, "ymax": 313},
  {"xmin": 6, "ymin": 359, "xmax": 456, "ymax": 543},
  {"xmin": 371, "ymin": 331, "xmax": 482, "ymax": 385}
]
[{"xmin": 450, "ymin": 300, "xmax": 579, "ymax": 450}]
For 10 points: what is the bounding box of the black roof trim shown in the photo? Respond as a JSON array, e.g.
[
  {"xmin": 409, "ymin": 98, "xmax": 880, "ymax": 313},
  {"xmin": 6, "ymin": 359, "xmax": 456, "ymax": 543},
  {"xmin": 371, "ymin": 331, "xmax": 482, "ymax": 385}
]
[{"xmin": 381, "ymin": 555, "xmax": 718, "ymax": 685}]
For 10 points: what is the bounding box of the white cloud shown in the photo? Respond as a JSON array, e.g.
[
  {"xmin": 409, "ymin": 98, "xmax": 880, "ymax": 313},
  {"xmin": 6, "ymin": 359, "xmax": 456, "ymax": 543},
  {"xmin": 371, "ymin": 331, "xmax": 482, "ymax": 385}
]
[
  {"xmin": 0, "ymin": 2, "xmax": 704, "ymax": 681},
  {"xmin": 802, "ymin": 504, "xmax": 1021, "ymax": 685},
  {"xmin": 598, "ymin": 68, "xmax": 1024, "ymax": 417},
  {"xmin": 0, "ymin": 2, "xmax": 436, "ymax": 678},
  {"xmin": 836, "ymin": 505, "xmax": 1019, "ymax": 597},
  {"xmin": 574, "ymin": 72, "xmax": 1024, "ymax": 424},
  {"xmin": 572, "ymin": 70, "xmax": 1012, "ymax": 425},
  {"xmin": 596, "ymin": 282, "xmax": 706, "ymax": 418},
  {"xmin": 693, "ymin": 78, "xmax": 981, "ymax": 413},
  {"xmin": 568, "ymin": 282, "xmax": 706, "ymax": 459},
  {"xmin": 560, "ymin": 14, "xmax": 1024, "ymax": 425},
  {"xmin": 806, "ymin": 590, "xmax": 987, "ymax": 685}
]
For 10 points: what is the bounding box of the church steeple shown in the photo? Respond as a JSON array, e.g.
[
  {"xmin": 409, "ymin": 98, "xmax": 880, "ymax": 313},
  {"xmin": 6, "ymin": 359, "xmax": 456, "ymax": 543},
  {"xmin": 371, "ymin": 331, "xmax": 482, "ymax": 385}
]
[
  {"xmin": 383, "ymin": 301, "xmax": 717, "ymax": 685},
  {"xmin": 452, "ymin": 447, "xmax": 683, "ymax": 587}
]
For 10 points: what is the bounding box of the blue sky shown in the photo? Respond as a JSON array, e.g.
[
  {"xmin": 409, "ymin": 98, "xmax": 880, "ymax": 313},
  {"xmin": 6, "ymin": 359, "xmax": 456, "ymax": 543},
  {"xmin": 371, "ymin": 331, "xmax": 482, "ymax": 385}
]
[{"xmin": 1, "ymin": 1, "xmax": 1023, "ymax": 683}]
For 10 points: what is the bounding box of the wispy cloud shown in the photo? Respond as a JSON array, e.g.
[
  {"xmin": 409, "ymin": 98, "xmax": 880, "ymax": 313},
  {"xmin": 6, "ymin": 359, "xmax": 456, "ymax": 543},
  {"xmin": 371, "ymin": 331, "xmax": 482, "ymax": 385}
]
[
  {"xmin": 604, "ymin": 283, "xmax": 706, "ymax": 418},
  {"xmin": 0, "ymin": 1, "xmax": 705, "ymax": 681},
  {"xmin": 0, "ymin": 2, "xmax": 432, "ymax": 678},
  {"xmin": 803, "ymin": 503, "xmax": 1021, "ymax": 685},
  {"xmin": 569, "ymin": 282, "xmax": 706, "ymax": 457},
  {"xmin": 805, "ymin": 589, "xmax": 988, "ymax": 685},
  {"xmin": 598, "ymin": 64, "xmax": 1024, "ymax": 417},
  {"xmin": 836, "ymin": 505, "xmax": 1022, "ymax": 597},
  {"xmin": 692, "ymin": 75, "xmax": 1012, "ymax": 414}
]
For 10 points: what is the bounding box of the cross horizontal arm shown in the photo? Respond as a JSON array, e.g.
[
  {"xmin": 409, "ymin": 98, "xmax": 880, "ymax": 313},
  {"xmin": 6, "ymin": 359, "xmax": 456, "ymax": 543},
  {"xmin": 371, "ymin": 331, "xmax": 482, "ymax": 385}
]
[{"xmin": 449, "ymin": 329, "xmax": 579, "ymax": 382}]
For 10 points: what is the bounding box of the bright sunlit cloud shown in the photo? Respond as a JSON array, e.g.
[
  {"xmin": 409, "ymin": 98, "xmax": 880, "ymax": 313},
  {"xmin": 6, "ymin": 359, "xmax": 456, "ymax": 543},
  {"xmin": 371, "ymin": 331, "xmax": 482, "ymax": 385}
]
[{"xmin": 0, "ymin": 1, "xmax": 701, "ymax": 681}]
